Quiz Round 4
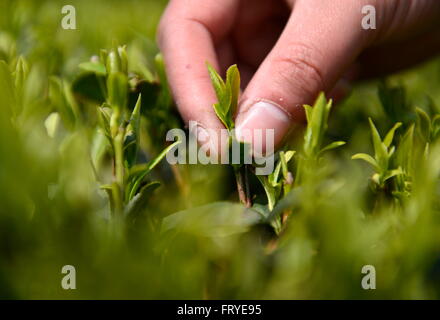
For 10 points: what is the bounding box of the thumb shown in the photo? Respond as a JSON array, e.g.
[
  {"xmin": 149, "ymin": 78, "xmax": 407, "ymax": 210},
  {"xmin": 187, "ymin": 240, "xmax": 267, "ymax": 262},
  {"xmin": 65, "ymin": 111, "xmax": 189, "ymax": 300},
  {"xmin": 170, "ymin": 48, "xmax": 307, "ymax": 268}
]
[{"xmin": 235, "ymin": 0, "xmax": 371, "ymax": 149}]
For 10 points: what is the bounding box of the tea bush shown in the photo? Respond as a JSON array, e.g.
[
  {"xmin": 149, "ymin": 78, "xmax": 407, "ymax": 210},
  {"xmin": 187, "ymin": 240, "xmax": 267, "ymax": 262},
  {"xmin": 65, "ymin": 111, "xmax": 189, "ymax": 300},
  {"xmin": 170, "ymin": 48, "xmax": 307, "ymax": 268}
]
[{"xmin": 1, "ymin": 0, "xmax": 440, "ymax": 299}]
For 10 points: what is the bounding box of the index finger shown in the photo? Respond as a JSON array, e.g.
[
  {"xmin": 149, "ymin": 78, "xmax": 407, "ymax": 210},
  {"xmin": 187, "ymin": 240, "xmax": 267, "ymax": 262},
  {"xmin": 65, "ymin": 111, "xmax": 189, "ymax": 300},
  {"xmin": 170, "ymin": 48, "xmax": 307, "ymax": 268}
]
[{"xmin": 157, "ymin": 0, "xmax": 239, "ymax": 136}]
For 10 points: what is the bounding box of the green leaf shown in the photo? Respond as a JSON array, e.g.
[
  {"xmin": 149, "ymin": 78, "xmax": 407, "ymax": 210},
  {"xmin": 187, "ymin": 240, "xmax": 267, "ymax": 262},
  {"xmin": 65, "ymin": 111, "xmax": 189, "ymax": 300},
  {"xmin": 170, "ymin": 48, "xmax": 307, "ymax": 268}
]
[
  {"xmin": 146, "ymin": 139, "xmax": 182, "ymax": 172},
  {"xmin": 107, "ymin": 72, "xmax": 128, "ymax": 110},
  {"xmin": 127, "ymin": 169, "xmax": 150, "ymax": 201},
  {"xmin": 48, "ymin": 77, "xmax": 76, "ymax": 128},
  {"xmin": 91, "ymin": 127, "xmax": 110, "ymax": 173},
  {"xmin": 161, "ymin": 202, "xmax": 262, "ymax": 237},
  {"xmin": 396, "ymin": 124, "xmax": 414, "ymax": 172},
  {"xmin": 100, "ymin": 49, "xmax": 108, "ymax": 68},
  {"xmin": 269, "ymin": 161, "xmax": 282, "ymax": 187},
  {"xmin": 384, "ymin": 122, "xmax": 402, "ymax": 148},
  {"xmin": 269, "ymin": 150, "xmax": 295, "ymax": 187},
  {"xmin": 97, "ymin": 106, "xmax": 112, "ymax": 142},
  {"xmin": 368, "ymin": 118, "xmax": 388, "ymax": 168},
  {"xmin": 0, "ymin": 60, "xmax": 17, "ymax": 115},
  {"xmin": 213, "ymin": 103, "xmax": 229, "ymax": 128},
  {"xmin": 100, "ymin": 184, "xmax": 113, "ymax": 191},
  {"xmin": 303, "ymin": 105, "xmax": 313, "ymax": 124},
  {"xmin": 303, "ymin": 93, "xmax": 332, "ymax": 157},
  {"xmin": 127, "ymin": 140, "xmax": 182, "ymax": 200},
  {"xmin": 284, "ymin": 150, "xmax": 296, "ymax": 163},
  {"xmin": 125, "ymin": 181, "xmax": 161, "ymax": 217},
  {"xmin": 352, "ymin": 153, "xmax": 379, "ymax": 170},
  {"xmin": 118, "ymin": 45, "xmax": 128, "ymax": 74},
  {"xmin": 432, "ymin": 115, "xmax": 440, "ymax": 141},
  {"xmin": 257, "ymin": 175, "xmax": 279, "ymax": 211},
  {"xmin": 124, "ymin": 94, "xmax": 142, "ymax": 168},
  {"xmin": 14, "ymin": 56, "xmax": 29, "ymax": 94},
  {"xmin": 100, "ymin": 183, "xmax": 119, "ymax": 214},
  {"xmin": 79, "ymin": 61, "xmax": 107, "ymax": 76},
  {"xmin": 225, "ymin": 64, "xmax": 240, "ymax": 127},
  {"xmin": 207, "ymin": 63, "xmax": 226, "ymax": 104},
  {"xmin": 416, "ymin": 107, "xmax": 431, "ymax": 142},
  {"xmin": 267, "ymin": 188, "xmax": 302, "ymax": 224},
  {"xmin": 319, "ymin": 141, "xmax": 346, "ymax": 156},
  {"xmin": 207, "ymin": 62, "xmax": 233, "ymax": 129},
  {"xmin": 106, "ymin": 48, "xmax": 122, "ymax": 74},
  {"xmin": 388, "ymin": 146, "xmax": 396, "ymax": 158},
  {"xmin": 44, "ymin": 112, "xmax": 60, "ymax": 138},
  {"xmin": 383, "ymin": 168, "xmax": 403, "ymax": 182},
  {"xmin": 280, "ymin": 150, "xmax": 296, "ymax": 181}
]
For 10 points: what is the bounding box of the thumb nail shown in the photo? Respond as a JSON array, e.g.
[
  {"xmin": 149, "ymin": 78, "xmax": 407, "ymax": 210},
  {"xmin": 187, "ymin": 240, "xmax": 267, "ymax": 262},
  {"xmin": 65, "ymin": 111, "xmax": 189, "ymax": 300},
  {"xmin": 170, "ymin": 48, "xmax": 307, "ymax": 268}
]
[{"xmin": 235, "ymin": 101, "xmax": 291, "ymax": 150}]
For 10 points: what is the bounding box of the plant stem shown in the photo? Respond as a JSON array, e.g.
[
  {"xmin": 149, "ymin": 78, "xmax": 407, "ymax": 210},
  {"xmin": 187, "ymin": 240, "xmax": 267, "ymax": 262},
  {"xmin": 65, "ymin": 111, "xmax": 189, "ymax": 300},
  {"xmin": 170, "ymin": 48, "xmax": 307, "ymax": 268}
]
[
  {"xmin": 113, "ymin": 127, "xmax": 125, "ymax": 215},
  {"xmin": 235, "ymin": 165, "xmax": 252, "ymax": 208}
]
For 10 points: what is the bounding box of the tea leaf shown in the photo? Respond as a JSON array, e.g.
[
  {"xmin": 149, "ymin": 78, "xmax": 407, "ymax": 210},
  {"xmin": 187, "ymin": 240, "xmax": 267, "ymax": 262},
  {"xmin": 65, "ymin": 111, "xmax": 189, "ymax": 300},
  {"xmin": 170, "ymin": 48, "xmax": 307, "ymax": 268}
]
[
  {"xmin": 207, "ymin": 63, "xmax": 226, "ymax": 103},
  {"xmin": 303, "ymin": 93, "xmax": 332, "ymax": 158},
  {"xmin": 162, "ymin": 202, "xmax": 262, "ymax": 237},
  {"xmin": 107, "ymin": 72, "xmax": 128, "ymax": 110},
  {"xmin": 319, "ymin": 141, "xmax": 346, "ymax": 156},
  {"xmin": 225, "ymin": 64, "xmax": 240, "ymax": 127},
  {"xmin": 416, "ymin": 107, "xmax": 431, "ymax": 141},
  {"xmin": 79, "ymin": 61, "xmax": 107, "ymax": 76},
  {"xmin": 125, "ymin": 181, "xmax": 161, "ymax": 217},
  {"xmin": 352, "ymin": 153, "xmax": 379, "ymax": 170},
  {"xmin": 368, "ymin": 118, "xmax": 388, "ymax": 168},
  {"xmin": 124, "ymin": 94, "xmax": 142, "ymax": 167},
  {"xmin": 384, "ymin": 122, "xmax": 402, "ymax": 148}
]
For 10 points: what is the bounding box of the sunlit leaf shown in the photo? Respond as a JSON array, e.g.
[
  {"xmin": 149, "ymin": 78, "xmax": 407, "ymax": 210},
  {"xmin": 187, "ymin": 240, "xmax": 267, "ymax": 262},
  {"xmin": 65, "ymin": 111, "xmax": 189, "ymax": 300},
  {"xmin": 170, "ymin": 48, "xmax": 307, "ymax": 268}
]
[
  {"xmin": 79, "ymin": 61, "xmax": 107, "ymax": 76},
  {"xmin": 352, "ymin": 153, "xmax": 379, "ymax": 169}
]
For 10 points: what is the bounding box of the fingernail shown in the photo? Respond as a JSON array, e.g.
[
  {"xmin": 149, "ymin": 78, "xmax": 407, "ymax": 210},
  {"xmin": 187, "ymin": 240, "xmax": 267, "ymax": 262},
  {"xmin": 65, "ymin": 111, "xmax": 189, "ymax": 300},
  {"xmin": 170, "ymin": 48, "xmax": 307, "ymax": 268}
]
[{"xmin": 235, "ymin": 101, "xmax": 291, "ymax": 149}]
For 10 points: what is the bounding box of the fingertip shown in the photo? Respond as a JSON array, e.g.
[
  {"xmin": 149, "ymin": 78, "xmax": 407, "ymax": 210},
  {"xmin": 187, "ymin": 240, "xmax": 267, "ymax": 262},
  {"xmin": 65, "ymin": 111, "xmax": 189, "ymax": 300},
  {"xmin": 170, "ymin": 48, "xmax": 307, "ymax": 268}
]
[{"xmin": 235, "ymin": 100, "xmax": 292, "ymax": 152}]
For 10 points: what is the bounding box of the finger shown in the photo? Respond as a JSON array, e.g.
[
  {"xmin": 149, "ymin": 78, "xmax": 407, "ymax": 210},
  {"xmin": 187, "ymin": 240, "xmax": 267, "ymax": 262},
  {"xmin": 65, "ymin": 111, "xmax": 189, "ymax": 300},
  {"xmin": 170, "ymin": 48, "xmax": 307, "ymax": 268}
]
[
  {"xmin": 235, "ymin": 0, "xmax": 371, "ymax": 149},
  {"xmin": 157, "ymin": 0, "xmax": 239, "ymax": 152}
]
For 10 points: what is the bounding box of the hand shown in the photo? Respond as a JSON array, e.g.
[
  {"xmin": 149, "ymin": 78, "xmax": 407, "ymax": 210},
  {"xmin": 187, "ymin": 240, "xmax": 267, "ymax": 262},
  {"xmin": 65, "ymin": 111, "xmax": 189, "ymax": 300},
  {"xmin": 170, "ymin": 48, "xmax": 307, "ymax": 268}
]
[{"xmin": 158, "ymin": 0, "xmax": 440, "ymax": 150}]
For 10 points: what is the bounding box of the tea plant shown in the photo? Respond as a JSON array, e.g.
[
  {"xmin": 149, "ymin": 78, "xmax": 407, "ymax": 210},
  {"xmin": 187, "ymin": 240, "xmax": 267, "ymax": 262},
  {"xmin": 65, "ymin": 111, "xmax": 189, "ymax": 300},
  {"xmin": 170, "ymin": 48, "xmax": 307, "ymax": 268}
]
[
  {"xmin": 352, "ymin": 118, "xmax": 415, "ymax": 202},
  {"xmin": 207, "ymin": 66, "xmax": 349, "ymax": 234},
  {"xmin": 416, "ymin": 107, "xmax": 440, "ymax": 154},
  {"xmin": 2, "ymin": 0, "xmax": 440, "ymax": 300},
  {"xmin": 73, "ymin": 45, "xmax": 181, "ymax": 218},
  {"xmin": 207, "ymin": 63, "xmax": 240, "ymax": 131},
  {"xmin": 296, "ymin": 93, "xmax": 346, "ymax": 184},
  {"xmin": 207, "ymin": 63, "xmax": 255, "ymax": 207},
  {"xmin": 352, "ymin": 119, "xmax": 402, "ymax": 188}
]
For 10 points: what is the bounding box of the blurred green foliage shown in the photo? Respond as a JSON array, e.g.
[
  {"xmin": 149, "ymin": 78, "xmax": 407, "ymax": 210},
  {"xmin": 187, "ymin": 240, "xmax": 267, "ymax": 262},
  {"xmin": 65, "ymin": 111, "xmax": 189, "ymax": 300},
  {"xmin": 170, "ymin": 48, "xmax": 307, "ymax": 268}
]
[{"xmin": 1, "ymin": 0, "xmax": 440, "ymax": 300}]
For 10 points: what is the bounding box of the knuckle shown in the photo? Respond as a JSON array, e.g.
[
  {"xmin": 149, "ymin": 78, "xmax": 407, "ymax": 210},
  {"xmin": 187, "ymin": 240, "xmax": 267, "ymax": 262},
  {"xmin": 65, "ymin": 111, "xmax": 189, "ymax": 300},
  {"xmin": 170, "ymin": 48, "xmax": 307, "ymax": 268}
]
[{"xmin": 273, "ymin": 43, "xmax": 326, "ymax": 98}]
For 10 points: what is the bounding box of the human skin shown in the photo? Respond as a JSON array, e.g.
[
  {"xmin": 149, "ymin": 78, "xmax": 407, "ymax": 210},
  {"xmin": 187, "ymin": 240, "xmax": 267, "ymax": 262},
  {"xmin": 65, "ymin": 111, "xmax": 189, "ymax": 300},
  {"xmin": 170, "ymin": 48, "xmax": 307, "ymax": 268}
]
[{"xmin": 157, "ymin": 0, "xmax": 440, "ymax": 150}]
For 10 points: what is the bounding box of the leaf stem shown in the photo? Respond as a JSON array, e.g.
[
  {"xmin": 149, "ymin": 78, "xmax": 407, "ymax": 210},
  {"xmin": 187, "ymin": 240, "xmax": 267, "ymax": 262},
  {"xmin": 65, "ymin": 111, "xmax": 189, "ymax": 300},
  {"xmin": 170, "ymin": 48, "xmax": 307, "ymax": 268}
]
[
  {"xmin": 235, "ymin": 165, "xmax": 252, "ymax": 208},
  {"xmin": 113, "ymin": 126, "xmax": 126, "ymax": 215}
]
